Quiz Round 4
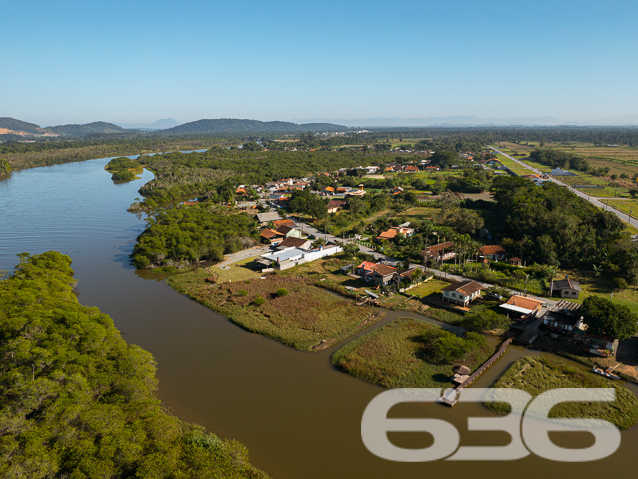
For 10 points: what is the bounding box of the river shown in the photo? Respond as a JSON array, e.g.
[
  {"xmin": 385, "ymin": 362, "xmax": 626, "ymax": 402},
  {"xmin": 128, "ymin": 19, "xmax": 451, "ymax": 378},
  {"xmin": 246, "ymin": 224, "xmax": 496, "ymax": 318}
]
[{"xmin": 1, "ymin": 157, "xmax": 637, "ymax": 479}]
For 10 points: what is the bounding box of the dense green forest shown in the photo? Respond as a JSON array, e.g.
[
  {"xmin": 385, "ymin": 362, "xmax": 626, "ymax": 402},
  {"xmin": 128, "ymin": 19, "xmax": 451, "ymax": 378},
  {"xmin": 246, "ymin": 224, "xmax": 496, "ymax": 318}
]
[
  {"xmin": 529, "ymin": 148, "xmax": 590, "ymax": 171},
  {"xmin": 158, "ymin": 119, "xmax": 348, "ymax": 136},
  {"xmin": 491, "ymin": 176, "xmax": 637, "ymax": 277},
  {"xmin": 0, "ymin": 136, "xmax": 227, "ymax": 171},
  {"xmin": 134, "ymin": 148, "xmax": 393, "ymax": 206},
  {"xmin": 0, "ymin": 252, "xmax": 267, "ymax": 478},
  {"xmin": 132, "ymin": 205, "xmax": 259, "ymax": 268},
  {"xmin": 47, "ymin": 121, "xmax": 133, "ymax": 137}
]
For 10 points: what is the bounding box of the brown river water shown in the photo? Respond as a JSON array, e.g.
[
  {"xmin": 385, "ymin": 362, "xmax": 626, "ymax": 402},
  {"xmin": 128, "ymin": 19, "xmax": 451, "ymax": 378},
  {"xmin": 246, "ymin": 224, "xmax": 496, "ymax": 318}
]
[{"xmin": 1, "ymin": 157, "xmax": 637, "ymax": 479}]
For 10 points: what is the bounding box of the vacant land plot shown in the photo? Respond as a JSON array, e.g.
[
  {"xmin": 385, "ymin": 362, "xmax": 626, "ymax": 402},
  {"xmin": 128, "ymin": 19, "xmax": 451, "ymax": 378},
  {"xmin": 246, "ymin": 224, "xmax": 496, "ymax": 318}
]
[
  {"xmin": 168, "ymin": 269, "xmax": 380, "ymax": 351},
  {"xmin": 332, "ymin": 318, "xmax": 494, "ymax": 389},
  {"xmin": 488, "ymin": 356, "xmax": 638, "ymax": 430},
  {"xmin": 601, "ymin": 198, "xmax": 638, "ymax": 217}
]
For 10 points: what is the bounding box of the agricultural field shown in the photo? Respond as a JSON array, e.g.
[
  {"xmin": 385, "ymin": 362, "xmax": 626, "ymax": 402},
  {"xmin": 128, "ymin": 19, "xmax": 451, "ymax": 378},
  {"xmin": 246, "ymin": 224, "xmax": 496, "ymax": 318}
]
[
  {"xmin": 332, "ymin": 318, "xmax": 494, "ymax": 389},
  {"xmin": 600, "ymin": 198, "xmax": 638, "ymax": 218}
]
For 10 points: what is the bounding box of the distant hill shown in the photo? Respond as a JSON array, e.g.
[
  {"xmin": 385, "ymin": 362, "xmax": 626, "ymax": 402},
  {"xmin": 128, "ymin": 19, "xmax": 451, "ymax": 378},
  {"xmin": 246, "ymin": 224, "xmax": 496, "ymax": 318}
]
[
  {"xmin": 0, "ymin": 117, "xmax": 49, "ymax": 135},
  {"xmin": 47, "ymin": 121, "xmax": 136, "ymax": 136},
  {"xmin": 156, "ymin": 118, "xmax": 349, "ymax": 135},
  {"xmin": 115, "ymin": 118, "xmax": 180, "ymax": 131}
]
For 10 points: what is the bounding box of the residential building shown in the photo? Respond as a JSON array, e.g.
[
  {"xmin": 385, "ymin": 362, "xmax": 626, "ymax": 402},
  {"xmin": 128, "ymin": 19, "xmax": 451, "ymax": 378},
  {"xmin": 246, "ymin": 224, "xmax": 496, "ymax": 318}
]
[
  {"xmin": 327, "ymin": 200, "xmax": 346, "ymax": 214},
  {"xmin": 376, "ymin": 226, "xmax": 415, "ymax": 241},
  {"xmin": 272, "ymin": 219, "xmax": 296, "ymax": 229},
  {"xmin": 275, "ymin": 224, "xmax": 303, "ymax": 238},
  {"xmin": 500, "ymin": 295, "xmax": 545, "ymax": 322},
  {"xmin": 371, "ymin": 264, "xmax": 397, "ymax": 285},
  {"xmin": 355, "ymin": 261, "xmax": 378, "ymax": 278},
  {"xmin": 256, "ymin": 211, "xmax": 282, "ymax": 225},
  {"xmin": 422, "ymin": 242, "xmax": 455, "ymax": 262},
  {"xmin": 440, "ymin": 280, "xmax": 485, "ymax": 307},
  {"xmin": 509, "ymin": 257, "xmax": 523, "ymax": 267},
  {"xmin": 479, "ymin": 245, "xmax": 507, "ymax": 261},
  {"xmin": 277, "ymin": 237, "xmax": 313, "ymax": 251},
  {"xmin": 543, "ymin": 300, "xmax": 583, "ymax": 333},
  {"xmin": 257, "ymin": 245, "xmax": 342, "ymax": 270},
  {"xmin": 551, "ymin": 278, "xmax": 581, "ymax": 299}
]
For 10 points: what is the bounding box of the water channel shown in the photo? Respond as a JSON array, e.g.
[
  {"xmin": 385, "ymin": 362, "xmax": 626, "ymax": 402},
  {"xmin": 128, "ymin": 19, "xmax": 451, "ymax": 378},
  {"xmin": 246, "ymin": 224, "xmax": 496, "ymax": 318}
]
[{"xmin": 1, "ymin": 157, "xmax": 637, "ymax": 479}]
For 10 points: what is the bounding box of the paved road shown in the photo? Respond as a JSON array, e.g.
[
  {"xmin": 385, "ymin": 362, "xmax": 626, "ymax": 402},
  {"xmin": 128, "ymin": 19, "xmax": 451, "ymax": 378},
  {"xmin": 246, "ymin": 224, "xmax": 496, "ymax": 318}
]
[
  {"xmin": 489, "ymin": 146, "xmax": 637, "ymax": 226},
  {"xmin": 296, "ymin": 218, "xmax": 559, "ymax": 310}
]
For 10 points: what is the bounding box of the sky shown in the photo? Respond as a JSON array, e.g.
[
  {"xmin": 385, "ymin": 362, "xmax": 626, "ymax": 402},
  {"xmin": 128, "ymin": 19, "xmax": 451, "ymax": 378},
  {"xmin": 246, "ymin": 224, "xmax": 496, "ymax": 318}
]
[{"xmin": 2, "ymin": 0, "xmax": 638, "ymax": 126}]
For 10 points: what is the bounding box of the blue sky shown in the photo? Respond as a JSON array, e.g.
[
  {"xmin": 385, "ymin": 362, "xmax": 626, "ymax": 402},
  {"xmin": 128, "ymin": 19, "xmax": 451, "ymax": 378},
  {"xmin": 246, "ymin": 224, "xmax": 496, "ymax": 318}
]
[{"xmin": 3, "ymin": 0, "xmax": 638, "ymax": 126}]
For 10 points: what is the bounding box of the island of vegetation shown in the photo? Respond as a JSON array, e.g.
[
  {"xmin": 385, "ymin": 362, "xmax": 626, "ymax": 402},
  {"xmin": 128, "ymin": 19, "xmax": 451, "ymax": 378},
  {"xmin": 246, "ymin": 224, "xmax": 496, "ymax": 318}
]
[
  {"xmin": 105, "ymin": 156, "xmax": 144, "ymax": 181},
  {"xmin": 0, "ymin": 252, "xmax": 267, "ymax": 478}
]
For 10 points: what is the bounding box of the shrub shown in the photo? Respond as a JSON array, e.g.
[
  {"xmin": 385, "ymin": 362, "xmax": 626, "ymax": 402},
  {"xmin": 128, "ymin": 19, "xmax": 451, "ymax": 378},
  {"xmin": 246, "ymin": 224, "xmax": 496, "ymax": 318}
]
[
  {"xmin": 253, "ymin": 296, "xmax": 266, "ymax": 306},
  {"xmin": 276, "ymin": 288, "xmax": 289, "ymax": 297},
  {"xmin": 238, "ymin": 289, "xmax": 248, "ymax": 296}
]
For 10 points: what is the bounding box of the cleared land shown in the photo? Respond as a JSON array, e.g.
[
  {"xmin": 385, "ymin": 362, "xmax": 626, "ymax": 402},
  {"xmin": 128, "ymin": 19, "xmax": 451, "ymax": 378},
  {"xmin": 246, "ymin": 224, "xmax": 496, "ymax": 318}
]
[
  {"xmin": 332, "ymin": 318, "xmax": 494, "ymax": 389},
  {"xmin": 168, "ymin": 267, "xmax": 381, "ymax": 351},
  {"xmin": 487, "ymin": 356, "xmax": 638, "ymax": 430}
]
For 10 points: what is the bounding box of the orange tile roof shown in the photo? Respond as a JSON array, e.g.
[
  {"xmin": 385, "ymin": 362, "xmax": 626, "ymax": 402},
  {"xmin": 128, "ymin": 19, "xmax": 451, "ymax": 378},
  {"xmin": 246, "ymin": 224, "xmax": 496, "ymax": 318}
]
[
  {"xmin": 372, "ymin": 264, "xmax": 397, "ymax": 276},
  {"xmin": 273, "ymin": 219, "xmax": 296, "ymax": 228},
  {"xmin": 504, "ymin": 296, "xmax": 544, "ymax": 310},
  {"xmin": 377, "ymin": 229, "xmax": 398, "ymax": 240},
  {"xmin": 479, "ymin": 245, "xmax": 507, "ymax": 256},
  {"xmin": 357, "ymin": 261, "xmax": 377, "ymax": 271},
  {"xmin": 260, "ymin": 228, "xmax": 282, "ymax": 239}
]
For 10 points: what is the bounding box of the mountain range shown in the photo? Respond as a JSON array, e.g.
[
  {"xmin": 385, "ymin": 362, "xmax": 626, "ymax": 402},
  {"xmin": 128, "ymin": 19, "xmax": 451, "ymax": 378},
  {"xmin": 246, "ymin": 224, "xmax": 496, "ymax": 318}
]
[
  {"xmin": 292, "ymin": 115, "xmax": 638, "ymax": 127},
  {"xmin": 0, "ymin": 117, "xmax": 349, "ymax": 139},
  {"xmin": 3, "ymin": 115, "xmax": 638, "ymax": 140}
]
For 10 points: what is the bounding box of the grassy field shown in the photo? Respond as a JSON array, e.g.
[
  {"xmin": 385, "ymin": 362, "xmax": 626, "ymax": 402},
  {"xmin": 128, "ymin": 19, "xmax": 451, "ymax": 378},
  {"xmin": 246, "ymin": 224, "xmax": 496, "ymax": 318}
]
[
  {"xmin": 487, "ymin": 356, "xmax": 638, "ymax": 430},
  {"xmin": 332, "ymin": 318, "xmax": 494, "ymax": 389},
  {"xmin": 168, "ymin": 268, "xmax": 381, "ymax": 351},
  {"xmin": 601, "ymin": 198, "xmax": 638, "ymax": 216},
  {"xmin": 557, "ymin": 267, "xmax": 638, "ymax": 315},
  {"xmin": 497, "ymin": 141, "xmax": 638, "ymax": 198}
]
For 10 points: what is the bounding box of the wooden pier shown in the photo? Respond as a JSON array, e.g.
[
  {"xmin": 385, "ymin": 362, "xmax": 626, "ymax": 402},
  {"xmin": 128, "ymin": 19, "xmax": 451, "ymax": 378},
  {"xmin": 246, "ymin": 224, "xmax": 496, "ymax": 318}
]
[{"xmin": 439, "ymin": 336, "xmax": 514, "ymax": 406}]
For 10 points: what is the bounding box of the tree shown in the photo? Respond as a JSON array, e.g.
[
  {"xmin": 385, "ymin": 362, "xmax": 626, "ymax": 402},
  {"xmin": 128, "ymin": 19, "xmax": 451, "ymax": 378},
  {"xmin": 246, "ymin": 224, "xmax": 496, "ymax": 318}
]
[
  {"xmin": 580, "ymin": 296, "xmax": 638, "ymax": 339},
  {"xmin": 342, "ymin": 243, "xmax": 359, "ymax": 261},
  {"xmin": 464, "ymin": 310, "xmax": 511, "ymax": 333},
  {"xmin": 449, "ymin": 209, "xmax": 484, "ymax": 235}
]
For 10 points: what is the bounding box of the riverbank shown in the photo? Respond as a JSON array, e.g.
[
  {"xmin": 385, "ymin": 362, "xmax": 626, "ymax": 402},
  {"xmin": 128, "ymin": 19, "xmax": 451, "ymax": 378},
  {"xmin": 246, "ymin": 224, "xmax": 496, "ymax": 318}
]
[
  {"xmin": 0, "ymin": 252, "xmax": 269, "ymax": 478},
  {"xmin": 0, "ymin": 137, "xmax": 224, "ymax": 171},
  {"xmin": 168, "ymin": 268, "xmax": 384, "ymax": 351},
  {"xmin": 332, "ymin": 318, "xmax": 495, "ymax": 389},
  {"xmin": 487, "ymin": 356, "xmax": 638, "ymax": 430}
]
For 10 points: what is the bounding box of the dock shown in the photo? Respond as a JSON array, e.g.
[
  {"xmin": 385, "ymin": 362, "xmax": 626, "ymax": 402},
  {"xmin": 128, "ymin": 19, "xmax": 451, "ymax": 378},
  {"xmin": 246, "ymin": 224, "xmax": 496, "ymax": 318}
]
[{"xmin": 438, "ymin": 336, "xmax": 514, "ymax": 406}]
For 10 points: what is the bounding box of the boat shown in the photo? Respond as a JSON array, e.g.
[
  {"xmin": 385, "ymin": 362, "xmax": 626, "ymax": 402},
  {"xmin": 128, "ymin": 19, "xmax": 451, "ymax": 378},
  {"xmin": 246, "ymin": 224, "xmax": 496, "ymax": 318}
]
[{"xmin": 591, "ymin": 367, "xmax": 620, "ymax": 380}]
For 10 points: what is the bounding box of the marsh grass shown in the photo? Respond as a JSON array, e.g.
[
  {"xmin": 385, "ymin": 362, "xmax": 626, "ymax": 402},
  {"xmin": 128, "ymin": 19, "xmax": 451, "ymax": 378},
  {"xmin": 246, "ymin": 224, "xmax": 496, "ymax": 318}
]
[
  {"xmin": 168, "ymin": 269, "xmax": 379, "ymax": 351},
  {"xmin": 332, "ymin": 318, "xmax": 494, "ymax": 389},
  {"xmin": 487, "ymin": 356, "xmax": 638, "ymax": 430}
]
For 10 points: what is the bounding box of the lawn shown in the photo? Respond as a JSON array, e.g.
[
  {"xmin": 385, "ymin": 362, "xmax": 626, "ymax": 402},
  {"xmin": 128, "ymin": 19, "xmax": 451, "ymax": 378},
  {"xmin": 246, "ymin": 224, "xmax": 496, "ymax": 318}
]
[
  {"xmin": 168, "ymin": 268, "xmax": 381, "ymax": 351},
  {"xmin": 488, "ymin": 356, "xmax": 638, "ymax": 430},
  {"xmin": 204, "ymin": 257, "xmax": 263, "ymax": 282},
  {"xmin": 557, "ymin": 267, "xmax": 638, "ymax": 315},
  {"xmin": 332, "ymin": 318, "xmax": 494, "ymax": 389}
]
